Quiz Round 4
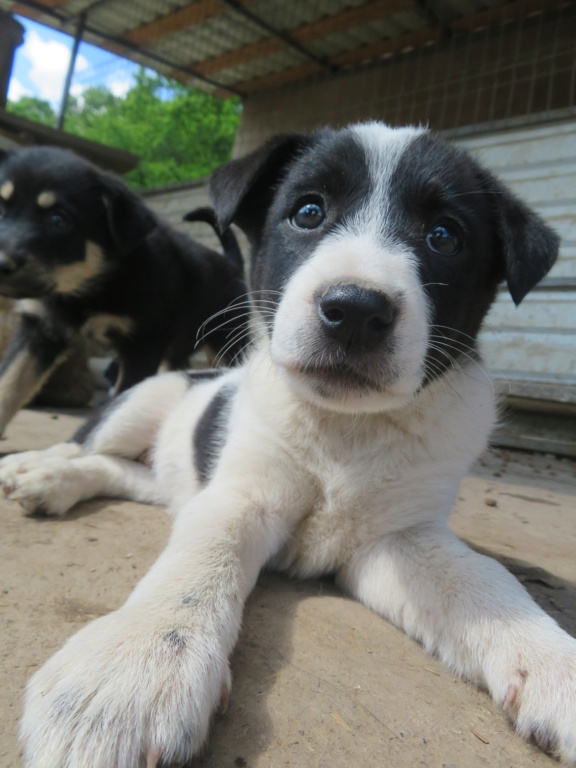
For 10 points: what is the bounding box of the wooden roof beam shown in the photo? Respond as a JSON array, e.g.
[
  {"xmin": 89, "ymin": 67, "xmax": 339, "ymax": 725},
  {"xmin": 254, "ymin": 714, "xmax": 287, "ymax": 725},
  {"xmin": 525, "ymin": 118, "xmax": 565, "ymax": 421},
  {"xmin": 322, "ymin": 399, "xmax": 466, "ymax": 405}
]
[
  {"xmin": 124, "ymin": 0, "xmax": 254, "ymax": 46},
  {"xmin": 231, "ymin": 26, "xmax": 437, "ymax": 96},
  {"xmin": 196, "ymin": 0, "xmax": 413, "ymax": 76},
  {"xmin": 451, "ymin": 0, "xmax": 569, "ymax": 32},
  {"xmin": 9, "ymin": 0, "xmax": 74, "ymax": 22},
  {"xmin": 218, "ymin": 0, "xmax": 333, "ymax": 72},
  {"xmin": 33, "ymin": 0, "xmax": 70, "ymax": 7}
]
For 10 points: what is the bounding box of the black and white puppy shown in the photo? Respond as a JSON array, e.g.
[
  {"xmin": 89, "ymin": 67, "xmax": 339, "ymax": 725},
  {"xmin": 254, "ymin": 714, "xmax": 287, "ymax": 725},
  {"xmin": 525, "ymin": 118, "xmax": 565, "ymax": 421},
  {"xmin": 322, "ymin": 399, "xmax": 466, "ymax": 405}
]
[
  {"xmin": 0, "ymin": 147, "xmax": 247, "ymax": 434},
  {"xmin": 4, "ymin": 123, "xmax": 573, "ymax": 768}
]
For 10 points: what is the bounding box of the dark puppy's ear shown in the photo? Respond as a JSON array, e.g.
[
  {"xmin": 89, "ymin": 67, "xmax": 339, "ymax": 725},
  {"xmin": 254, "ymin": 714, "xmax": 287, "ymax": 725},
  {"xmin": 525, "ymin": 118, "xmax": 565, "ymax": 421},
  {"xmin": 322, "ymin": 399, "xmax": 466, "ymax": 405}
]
[
  {"xmin": 209, "ymin": 133, "xmax": 311, "ymax": 242},
  {"xmin": 101, "ymin": 177, "xmax": 157, "ymax": 254},
  {"xmin": 0, "ymin": 149, "xmax": 10, "ymax": 164},
  {"xmin": 482, "ymin": 169, "xmax": 559, "ymax": 305}
]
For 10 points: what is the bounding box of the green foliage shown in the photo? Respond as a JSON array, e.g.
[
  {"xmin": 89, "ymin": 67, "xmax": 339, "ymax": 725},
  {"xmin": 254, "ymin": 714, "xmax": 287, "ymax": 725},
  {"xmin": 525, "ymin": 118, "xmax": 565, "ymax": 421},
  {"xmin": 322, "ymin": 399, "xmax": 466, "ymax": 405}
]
[
  {"xmin": 7, "ymin": 69, "xmax": 241, "ymax": 189},
  {"xmin": 7, "ymin": 95, "xmax": 55, "ymax": 127}
]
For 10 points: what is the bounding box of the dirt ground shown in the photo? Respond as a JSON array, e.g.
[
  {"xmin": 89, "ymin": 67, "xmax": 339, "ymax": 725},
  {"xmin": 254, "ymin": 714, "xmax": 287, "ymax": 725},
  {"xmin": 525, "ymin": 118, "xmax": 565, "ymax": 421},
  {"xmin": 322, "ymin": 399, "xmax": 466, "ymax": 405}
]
[{"xmin": 1, "ymin": 407, "xmax": 575, "ymax": 768}]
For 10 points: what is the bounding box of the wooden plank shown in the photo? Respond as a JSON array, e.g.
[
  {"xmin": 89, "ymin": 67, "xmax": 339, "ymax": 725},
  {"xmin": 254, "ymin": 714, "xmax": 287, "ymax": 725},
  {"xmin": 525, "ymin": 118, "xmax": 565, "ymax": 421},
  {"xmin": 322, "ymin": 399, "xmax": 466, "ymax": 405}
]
[
  {"xmin": 451, "ymin": 0, "xmax": 567, "ymax": 33},
  {"xmin": 492, "ymin": 410, "xmax": 576, "ymax": 458},
  {"xmin": 0, "ymin": 107, "xmax": 138, "ymax": 173},
  {"xmin": 195, "ymin": 0, "xmax": 412, "ymax": 77},
  {"xmin": 124, "ymin": 0, "xmax": 254, "ymax": 46},
  {"xmin": 296, "ymin": 0, "xmax": 412, "ymax": 45},
  {"xmin": 480, "ymin": 330, "xmax": 576, "ymax": 376},
  {"xmin": 237, "ymin": 61, "xmax": 322, "ymax": 95},
  {"xmin": 491, "ymin": 372, "xmax": 576, "ymax": 405},
  {"xmin": 459, "ymin": 129, "xmax": 576, "ymax": 170},
  {"xmin": 330, "ymin": 25, "xmax": 439, "ymax": 69},
  {"xmin": 235, "ymin": 26, "xmax": 439, "ymax": 95},
  {"xmin": 9, "ymin": 4, "xmax": 43, "ymax": 20},
  {"xmin": 27, "ymin": 0, "xmax": 70, "ymax": 7},
  {"xmin": 196, "ymin": 37, "xmax": 284, "ymax": 77},
  {"xmin": 486, "ymin": 294, "xmax": 576, "ymax": 331}
]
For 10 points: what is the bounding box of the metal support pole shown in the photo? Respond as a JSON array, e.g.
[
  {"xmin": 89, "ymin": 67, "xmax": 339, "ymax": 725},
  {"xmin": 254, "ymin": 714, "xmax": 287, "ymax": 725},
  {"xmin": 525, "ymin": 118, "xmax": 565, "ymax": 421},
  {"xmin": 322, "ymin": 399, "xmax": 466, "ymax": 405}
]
[{"xmin": 57, "ymin": 12, "xmax": 86, "ymax": 130}]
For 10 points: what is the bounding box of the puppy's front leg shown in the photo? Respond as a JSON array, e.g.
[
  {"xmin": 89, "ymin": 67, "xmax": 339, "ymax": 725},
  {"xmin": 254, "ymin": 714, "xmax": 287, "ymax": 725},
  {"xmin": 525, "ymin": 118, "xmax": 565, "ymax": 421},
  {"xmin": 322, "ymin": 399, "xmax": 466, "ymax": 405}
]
[
  {"xmin": 21, "ymin": 484, "xmax": 290, "ymax": 768},
  {"xmin": 0, "ymin": 314, "xmax": 71, "ymax": 434},
  {"xmin": 338, "ymin": 524, "xmax": 576, "ymax": 761}
]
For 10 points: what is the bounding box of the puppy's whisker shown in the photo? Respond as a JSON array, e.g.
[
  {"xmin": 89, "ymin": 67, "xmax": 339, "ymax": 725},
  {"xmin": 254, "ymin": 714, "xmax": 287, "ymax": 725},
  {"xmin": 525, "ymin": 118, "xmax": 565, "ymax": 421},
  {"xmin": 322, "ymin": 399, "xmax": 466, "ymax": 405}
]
[
  {"xmin": 213, "ymin": 319, "xmax": 269, "ymax": 368},
  {"xmin": 430, "ymin": 324, "xmax": 480, "ymax": 344},
  {"xmin": 196, "ymin": 301, "xmax": 259, "ymax": 339},
  {"xmin": 197, "ymin": 307, "xmax": 274, "ymax": 344},
  {"xmin": 403, "ymin": 282, "xmax": 449, "ymax": 296},
  {"xmin": 428, "ymin": 339, "xmax": 494, "ymax": 390},
  {"xmin": 213, "ymin": 331, "xmax": 253, "ymax": 368}
]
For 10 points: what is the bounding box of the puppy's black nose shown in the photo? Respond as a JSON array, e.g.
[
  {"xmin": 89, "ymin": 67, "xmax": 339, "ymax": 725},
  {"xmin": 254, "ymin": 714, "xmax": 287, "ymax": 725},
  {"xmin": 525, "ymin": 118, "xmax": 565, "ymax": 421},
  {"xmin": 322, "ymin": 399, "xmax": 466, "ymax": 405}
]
[
  {"xmin": 0, "ymin": 255, "xmax": 16, "ymax": 275},
  {"xmin": 317, "ymin": 284, "xmax": 396, "ymax": 351}
]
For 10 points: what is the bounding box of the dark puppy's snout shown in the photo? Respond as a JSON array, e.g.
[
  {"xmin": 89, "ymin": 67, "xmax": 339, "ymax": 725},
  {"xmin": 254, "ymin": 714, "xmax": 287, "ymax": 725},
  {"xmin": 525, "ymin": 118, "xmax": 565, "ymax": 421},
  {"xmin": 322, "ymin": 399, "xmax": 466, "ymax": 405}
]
[
  {"xmin": 0, "ymin": 253, "xmax": 17, "ymax": 275},
  {"xmin": 317, "ymin": 284, "xmax": 396, "ymax": 351}
]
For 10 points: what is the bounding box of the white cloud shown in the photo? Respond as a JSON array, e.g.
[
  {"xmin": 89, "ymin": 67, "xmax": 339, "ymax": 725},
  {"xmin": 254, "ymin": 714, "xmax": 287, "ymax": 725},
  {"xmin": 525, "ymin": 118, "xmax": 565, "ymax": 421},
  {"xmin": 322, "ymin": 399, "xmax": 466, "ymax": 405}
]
[
  {"xmin": 23, "ymin": 30, "xmax": 89, "ymax": 106},
  {"xmin": 70, "ymin": 83, "xmax": 86, "ymax": 97},
  {"xmin": 7, "ymin": 78, "xmax": 31, "ymax": 102},
  {"xmin": 107, "ymin": 75, "xmax": 133, "ymax": 98}
]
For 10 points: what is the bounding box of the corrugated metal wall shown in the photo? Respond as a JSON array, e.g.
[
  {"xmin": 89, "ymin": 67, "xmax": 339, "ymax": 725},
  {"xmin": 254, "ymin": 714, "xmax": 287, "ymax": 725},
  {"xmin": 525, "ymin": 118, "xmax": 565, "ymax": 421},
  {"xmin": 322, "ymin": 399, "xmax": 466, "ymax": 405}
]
[{"xmin": 455, "ymin": 119, "xmax": 576, "ymax": 382}]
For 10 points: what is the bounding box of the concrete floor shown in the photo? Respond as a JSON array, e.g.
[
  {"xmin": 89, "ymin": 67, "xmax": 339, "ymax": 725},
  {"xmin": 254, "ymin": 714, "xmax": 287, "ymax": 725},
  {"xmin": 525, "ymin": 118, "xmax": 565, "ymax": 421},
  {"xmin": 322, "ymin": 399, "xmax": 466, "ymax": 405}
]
[{"xmin": 1, "ymin": 407, "xmax": 575, "ymax": 768}]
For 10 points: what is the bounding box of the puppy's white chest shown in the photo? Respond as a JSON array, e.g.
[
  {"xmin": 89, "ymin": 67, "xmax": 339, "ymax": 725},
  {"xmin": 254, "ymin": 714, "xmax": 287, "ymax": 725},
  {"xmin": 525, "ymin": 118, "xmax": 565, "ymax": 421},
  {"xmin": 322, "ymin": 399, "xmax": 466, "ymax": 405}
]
[{"xmin": 271, "ymin": 433, "xmax": 416, "ymax": 577}]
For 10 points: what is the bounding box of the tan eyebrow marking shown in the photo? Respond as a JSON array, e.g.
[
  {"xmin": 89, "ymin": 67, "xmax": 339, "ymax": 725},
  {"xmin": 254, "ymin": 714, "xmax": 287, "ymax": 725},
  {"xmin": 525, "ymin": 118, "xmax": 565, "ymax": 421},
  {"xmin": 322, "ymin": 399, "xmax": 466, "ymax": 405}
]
[
  {"xmin": 37, "ymin": 191, "xmax": 57, "ymax": 208},
  {"xmin": 0, "ymin": 181, "xmax": 14, "ymax": 200}
]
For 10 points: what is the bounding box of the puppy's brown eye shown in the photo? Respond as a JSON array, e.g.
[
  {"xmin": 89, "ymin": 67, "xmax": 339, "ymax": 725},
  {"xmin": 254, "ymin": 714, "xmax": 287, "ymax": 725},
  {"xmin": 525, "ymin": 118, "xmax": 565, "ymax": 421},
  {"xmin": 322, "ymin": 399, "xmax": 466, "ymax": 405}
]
[
  {"xmin": 291, "ymin": 201, "xmax": 325, "ymax": 230},
  {"xmin": 426, "ymin": 224, "xmax": 461, "ymax": 256}
]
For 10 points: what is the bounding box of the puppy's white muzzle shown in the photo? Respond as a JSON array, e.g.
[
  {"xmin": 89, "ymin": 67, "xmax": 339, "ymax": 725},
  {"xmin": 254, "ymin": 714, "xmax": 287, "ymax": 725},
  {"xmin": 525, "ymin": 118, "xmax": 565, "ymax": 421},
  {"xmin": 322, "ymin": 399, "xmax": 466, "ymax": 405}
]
[{"xmin": 269, "ymin": 233, "xmax": 430, "ymax": 413}]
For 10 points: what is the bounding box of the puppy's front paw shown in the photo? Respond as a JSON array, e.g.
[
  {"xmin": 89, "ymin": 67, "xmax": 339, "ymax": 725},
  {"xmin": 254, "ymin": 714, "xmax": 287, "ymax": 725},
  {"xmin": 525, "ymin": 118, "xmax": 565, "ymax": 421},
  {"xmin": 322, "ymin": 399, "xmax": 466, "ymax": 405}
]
[
  {"xmin": 0, "ymin": 458, "xmax": 75, "ymax": 515},
  {"xmin": 0, "ymin": 443, "xmax": 84, "ymax": 514},
  {"xmin": 0, "ymin": 443, "xmax": 82, "ymax": 472},
  {"xmin": 495, "ymin": 635, "xmax": 576, "ymax": 761},
  {"xmin": 21, "ymin": 607, "xmax": 231, "ymax": 768},
  {"xmin": 1, "ymin": 457, "xmax": 80, "ymax": 515}
]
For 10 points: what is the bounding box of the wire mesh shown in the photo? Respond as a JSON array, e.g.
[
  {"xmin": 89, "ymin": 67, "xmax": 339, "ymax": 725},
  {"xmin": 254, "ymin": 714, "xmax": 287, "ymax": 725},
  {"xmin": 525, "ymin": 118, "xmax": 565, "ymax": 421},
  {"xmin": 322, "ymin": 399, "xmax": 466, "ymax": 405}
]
[{"xmin": 3, "ymin": 0, "xmax": 575, "ymax": 169}]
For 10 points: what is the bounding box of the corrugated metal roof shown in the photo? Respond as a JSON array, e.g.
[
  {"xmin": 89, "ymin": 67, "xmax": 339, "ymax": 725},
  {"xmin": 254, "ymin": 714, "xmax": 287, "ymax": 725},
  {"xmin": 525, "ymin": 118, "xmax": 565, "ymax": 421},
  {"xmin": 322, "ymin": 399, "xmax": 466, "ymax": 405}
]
[{"xmin": 1, "ymin": 0, "xmax": 566, "ymax": 97}]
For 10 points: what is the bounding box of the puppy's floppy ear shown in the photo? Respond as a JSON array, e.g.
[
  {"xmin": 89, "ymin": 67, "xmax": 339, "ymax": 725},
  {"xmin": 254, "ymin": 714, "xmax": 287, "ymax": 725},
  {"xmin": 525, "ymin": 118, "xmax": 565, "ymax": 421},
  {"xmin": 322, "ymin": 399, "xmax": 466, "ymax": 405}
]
[
  {"xmin": 482, "ymin": 169, "xmax": 559, "ymax": 305},
  {"xmin": 101, "ymin": 177, "xmax": 157, "ymax": 254},
  {"xmin": 209, "ymin": 133, "xmax": 311, "ymax": 242}
]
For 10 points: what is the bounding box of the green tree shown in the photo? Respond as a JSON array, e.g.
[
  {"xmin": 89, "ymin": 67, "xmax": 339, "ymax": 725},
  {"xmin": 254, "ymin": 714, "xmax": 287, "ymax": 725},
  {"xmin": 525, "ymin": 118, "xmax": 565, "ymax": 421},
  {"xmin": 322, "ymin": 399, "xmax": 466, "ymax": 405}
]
[
  {"xmin": 7, "ymin": 95, "xmax": 55, "ymax": 127},
  {"xmin": 65, "ymin": 70, "xmax": 241, "ymax": 188},
  {"xmin": 7, "ymin": 70, "xmax": 241, "ymax": 189}
]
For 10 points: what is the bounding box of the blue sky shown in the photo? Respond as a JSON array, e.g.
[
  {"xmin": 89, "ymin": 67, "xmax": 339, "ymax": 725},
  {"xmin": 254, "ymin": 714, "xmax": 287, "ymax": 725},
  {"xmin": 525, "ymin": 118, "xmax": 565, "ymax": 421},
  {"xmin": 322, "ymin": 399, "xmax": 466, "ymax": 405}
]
[{"xmin": 8, "ymin": 15, "xmax": 142, "ymax": 109}]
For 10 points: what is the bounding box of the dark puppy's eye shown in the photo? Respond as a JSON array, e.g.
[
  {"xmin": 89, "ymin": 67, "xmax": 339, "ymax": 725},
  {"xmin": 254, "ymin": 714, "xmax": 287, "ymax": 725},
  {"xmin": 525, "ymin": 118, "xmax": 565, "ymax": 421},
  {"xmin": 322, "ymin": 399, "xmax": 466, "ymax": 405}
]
[
  {"xmin": 46, "ymin": 211, "xmax": 71, "ymax": 233},
  {"xmin": 290, "ymin": 199, "xmax": 325, "ymax": 230},
  {"xmin": 426, "ymin": 223, "xmax": 462, "ymax": 256}
]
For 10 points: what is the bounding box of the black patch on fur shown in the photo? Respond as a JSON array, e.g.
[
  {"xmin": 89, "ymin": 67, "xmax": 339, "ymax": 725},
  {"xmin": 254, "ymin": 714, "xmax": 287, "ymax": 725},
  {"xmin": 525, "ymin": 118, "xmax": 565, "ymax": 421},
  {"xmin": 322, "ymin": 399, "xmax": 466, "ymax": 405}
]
[
  {"xmin": 185, "ymin": 368, "xmax": 228, "ymax": 383},
  {"xmin": 387, "ymin": 132, "xmax": 558, "ymax": 383},
  {"xmin": 252, "ymin": 131, "xmax": 371, "ymax": 309},
  {"xmin": 72, "ymin": 388, "xmax": 133, "ymax": 446},
  {"xmin": 212, "ymin": 129, "xmax": 371, "ymax": 329},
  {"xmin": 210, "ymin": 134, "xmax": 313, "ymax": 242},
  {"xmin": 193, "ymin": 382, "xmax": 236, "ymax": 484}
]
